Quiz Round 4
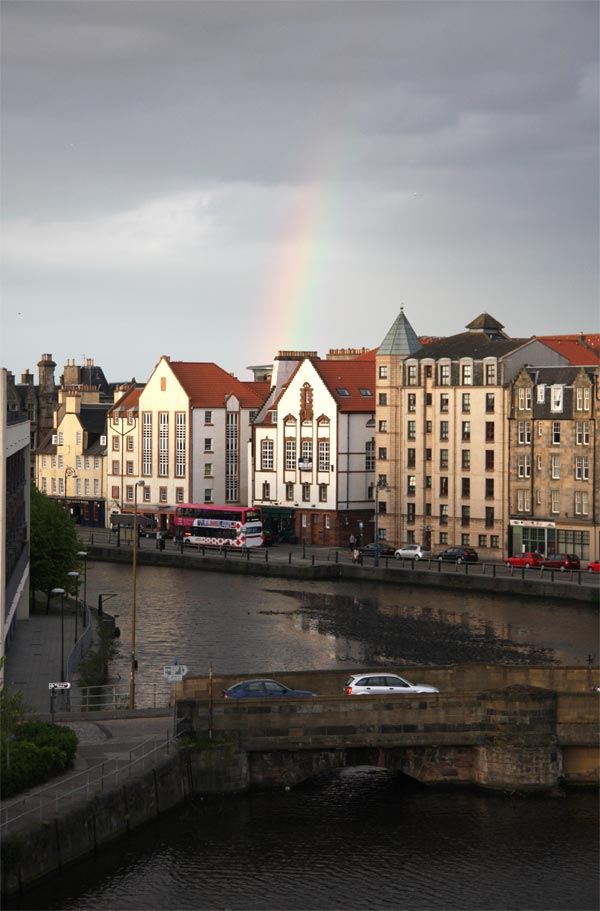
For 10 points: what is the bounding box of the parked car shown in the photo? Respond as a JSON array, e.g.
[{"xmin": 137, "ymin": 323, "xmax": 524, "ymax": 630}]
[
  {"xmin": 222, "ymin": 679, "xmax": 316, "ymax": 699},
  {"xmin": 505, "ymin": 551, "xmax": 544, "ymax": 569},
  {"xmin": 586, "ymin": 561, "xmax": 600, "ymax": 573},
  {"xmin": 344, "ymin": 673, "xmax": 439, "ymax": 696},
  {"xmin": 436, "ymin": 546, "xmax": 478, "ymax": 564},
  {"xmin": 394, "ymin": 544, "xmax": 432, "ymax": 561},
  {"xmin": 359, "ymin": 542, "xmax": 397, "ymax": 558},
  {"xmin": 541, "ymin": 553, "xmax": 581, "ymax": 572}
]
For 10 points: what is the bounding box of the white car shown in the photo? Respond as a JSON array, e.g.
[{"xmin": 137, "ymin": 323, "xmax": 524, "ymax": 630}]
[
  {"xmin": 394, "ymin": 544, "xmax": 432, "ymax": 561},
  {"xmin": 344, "ymin": 673, "xmax": 439, "ymax": 695}
]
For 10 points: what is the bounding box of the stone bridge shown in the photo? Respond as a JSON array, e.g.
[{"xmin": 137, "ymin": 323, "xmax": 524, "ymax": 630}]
[{"xmin": 178, "ymin": 665, "xmax": 599, "ymax": 793}]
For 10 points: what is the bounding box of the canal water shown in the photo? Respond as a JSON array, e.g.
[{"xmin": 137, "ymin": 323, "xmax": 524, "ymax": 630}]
[{"xmin": 13, "ymin": 565, "xmax": 600, "ymax": 910}]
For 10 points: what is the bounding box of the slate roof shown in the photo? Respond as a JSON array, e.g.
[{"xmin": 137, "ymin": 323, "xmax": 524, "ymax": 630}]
[
  {"xmin": 522, "ymin": 365, "xmax": 594, "ymax": 386},
  {"xmin": 168, "ymin": 362, "xmax": 270, "ymax": 409},
  {"xmin": 416, "ymin": 332, "xmax": 530, "ymax": 361},
  {"xmin": 378, "ymin": 308, "xmax": 422, "ymax": 356}
]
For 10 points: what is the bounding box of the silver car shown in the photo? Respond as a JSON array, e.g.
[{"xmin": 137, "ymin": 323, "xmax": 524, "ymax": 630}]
[
  {"xmin": 344, "ymin": 673, "xmax": 439, "ymax": 695},
  {"xmin": 394, "ymin": 544, "xmax": 432, "ymax": 561}
]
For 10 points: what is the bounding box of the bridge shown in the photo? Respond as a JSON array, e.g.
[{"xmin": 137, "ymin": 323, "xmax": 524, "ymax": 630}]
[{"xmin": 178, "ymin": 665, "xmax": 599, "ymax": 793}]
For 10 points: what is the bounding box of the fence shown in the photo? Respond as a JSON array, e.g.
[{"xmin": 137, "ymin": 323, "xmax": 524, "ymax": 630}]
[{"xmin": 0, "ymin": 729, "xmax": 181, "ymax": 835}]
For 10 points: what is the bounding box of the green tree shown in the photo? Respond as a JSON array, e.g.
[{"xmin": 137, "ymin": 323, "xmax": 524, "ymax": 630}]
[
  {"xmin": 30, "ymin": 486, "xmax": 81, "ymax": 611},
  {"xmin": 0, "ymin": 657, "xmax": 27, "ymax": 754}
]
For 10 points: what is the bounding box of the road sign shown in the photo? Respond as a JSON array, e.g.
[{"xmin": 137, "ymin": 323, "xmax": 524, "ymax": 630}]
[
  {"xmin": 49, "ymin": 682, "xmax": 71, "ymax": 690},
  {"xmin": 163, "ymin": 664, "xmax": 188, "ymax": 682}
]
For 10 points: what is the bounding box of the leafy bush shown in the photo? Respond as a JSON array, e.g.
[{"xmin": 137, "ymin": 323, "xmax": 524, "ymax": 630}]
[{"xmin": 0, "ymin": 721, "xmax": 78, "ymax": 798}]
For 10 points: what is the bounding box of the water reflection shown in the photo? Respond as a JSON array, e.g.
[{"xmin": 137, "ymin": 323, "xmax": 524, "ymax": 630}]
[{"xmin": 83, "ymin": 563, "xmax": 598, "ymax": 706}]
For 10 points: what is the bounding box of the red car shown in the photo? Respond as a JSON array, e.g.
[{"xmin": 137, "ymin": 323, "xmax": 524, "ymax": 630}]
[
  {"xmin": 505, "ymin": 551, "xmax": 544, "ymax": 569},
  {"xmin": 541, "ymin": 553, "xmax": 581, "ymax": 572},
  {"xmin": 586, "ymin": 561, "xmax": 600, "ymax": 573}
]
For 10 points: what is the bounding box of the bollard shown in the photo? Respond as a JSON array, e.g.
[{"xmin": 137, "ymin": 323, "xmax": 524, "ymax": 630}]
[
  {"xmin": 265, "ymin": 548, "xmax": 269, "ymax": 562},
  {"xmin": 312, "ymin": 554, "xmax": 315, "ymax": 566},
  {"xmin": 335, "ymin": 551, "xmax": 338, "ymax": 564},
  {"xmin": 247, "ymin": 549, "xmax": 250, "ymax": 561},
  {"xmin": 288, "ymin": 552, "xmax": 292, "ymax": 564},
  {"xmin": 303, "ymin": 544, "xmax": 306, "ymax": 559}
]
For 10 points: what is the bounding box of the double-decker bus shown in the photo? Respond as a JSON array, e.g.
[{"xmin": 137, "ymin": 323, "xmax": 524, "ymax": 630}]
[{"xmin": 174, "ymin": 504, "xmax": 263, "ymax": 549}]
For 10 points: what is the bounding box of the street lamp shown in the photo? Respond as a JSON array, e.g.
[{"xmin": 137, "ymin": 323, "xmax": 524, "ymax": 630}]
[
  {"xmin": 64, "ymin": 466, "xmax": 78, "ymax": 510},
  {"xmin": 77, "ymin": 551, "xmax": 88, "ymax": 626},
  {"xmin": 67, "ymin": 571, "xmax": 80, "ymax": 643},
  {"xmin": 373, "ymin": 478, "xmax": 389, "ymax": 568},
  {"xmin": 130, "ymin": 480, "xmax": 145, "ymax": 709},
  {"xmin": 51, "ymin": 587, "xmax": 66, "ymax": 680}
]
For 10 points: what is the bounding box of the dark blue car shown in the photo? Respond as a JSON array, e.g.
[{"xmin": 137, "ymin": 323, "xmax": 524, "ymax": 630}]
[{"xmin": 222, "ymin": 679, "xmax": 316, "ymax": 699}]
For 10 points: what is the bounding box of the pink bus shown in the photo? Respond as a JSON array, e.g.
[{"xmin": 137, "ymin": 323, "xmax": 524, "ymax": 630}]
[{"xmin": 174, "ymin": 504, "xmax": 263, "ymax": 549}]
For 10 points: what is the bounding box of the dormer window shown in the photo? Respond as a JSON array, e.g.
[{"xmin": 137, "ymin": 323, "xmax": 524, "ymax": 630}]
[
  {"xmin": 550, "ymin": 387, "xmax": 563, "ymax": 413},
  {"xmin": 270, "ymin": 410, "xmax": 278, "ymax": 424},
  {"xmin": 336, "ymin": 388, "xmax": 351, "ymax": 397},
  {"xmin": 359, "ymin": 388, "xmax": 373, "ymax": 397},
  {"xmin": 407, "ymin": 364, "xmax": 418, "ymax": 386},
  {"xmin": 461, "ymin": 362, "xmax": 473, "ymax": 385}
]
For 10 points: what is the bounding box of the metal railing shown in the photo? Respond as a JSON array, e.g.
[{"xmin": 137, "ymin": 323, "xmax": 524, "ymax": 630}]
[{"xmin": 0, "ymin": 729, "xmax": 182, "ymax": 834}]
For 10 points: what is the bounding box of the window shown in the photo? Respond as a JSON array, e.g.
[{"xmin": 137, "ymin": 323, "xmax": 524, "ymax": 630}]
[
  {"xmin": 485, "ymin": 507, "xmax": 494, "ymax": 528},
  {"xmin": 41, "ymin": 477, "xmax": 47, "ymax": 492},
  {"xmin": 51, "ymin": 477, "xmax": 56, "ymax": 493},
  {"xmin": 479, "ymin": 535, "xmax": 487, "ymax": 547},
  {"xmin": 485, "ymin": 450, "xmax": 495, "ymax": 471},
  {"xmin": 575, "ymin": 492, "xmax": 589, "ymax": 515},
  {"xmin": 84, "ymin": 456, "xmax": 90, "ymax": 470},
  {"xmin": 301, "ymin": 440, "xmax": 313, "ymax": 464},
  {"xmin": 461, "ymin": 506, "xmax": 470, "ymax": 526},
  {"xmin": 407, "ymin": 421, "xmax": 417, "ymax": 440},
  {"xmin": 126, "ymin": 485, "xmax": 133, "ymax": 501},
  {"xmin": 83, "ymin": 478, "xmax": 89, "ymax": 496},
  {"xmin": 407, "ymin": 476, "xmax": 416, "ymax": 496},
  {"xmin": 440, "ymin": 477, "xmax": 448, "ymax": 496},
  {"xmin": 407, "ymin": 448, "xmax": 416, "ymax": 467},
  {"xmin": 286, "ymin": 482, "xmax": 294, "ymax": 501},
  {"xmin": 204, "ymin": 463, "xmax": 212, "ymax": 477},
  {"xmin": 462, "ymin": 422, "xmax": 471, "ymax": 441},
  {"xmin": 261, "ymin": 440, "xmax": 274, "ymax": 470},
  {"xmin": 425, "ymin": 503, "xmax": 432, "ymax": 515},
  {"xmin": 537, "ymin": 421, "xmax": 543, "ymax": 439},
  {"xmin": 325, "ymin": 515, "xmax": 331, "ymax": 529},
  {"xmin": 176, "ymin": 487, "xmax": 184, "ymax": 503},
  {"xmin": 485, "ymin": 422, "xmax": 495, "ymax": 442},
  {"xmin": 575, "ymin": 457, "xmax": 590, "ymax": 480},
  {"xmin": 378, "ymin": 393, "xmax": 387, "ymax": 406},
  {"xmin": 126, "ymin": 461, "xmax": 134, "ymax": 475},
  {"xmin": 425, "ymin": 475, "xmax": 432, "ymax": 488},
  {"xmin": 426, "ymin": 393, "xmax": 432, "ymax": 405},
  {"xmin": 378, "ymin": 420, "xmax": 387, "ymax": 433},
  {"xmin": 378, "ymin": 365, "xmax": 388, "ymax": 379},
  {"xmin": 584, "ymin": 388, "xmax": 590, "ymax": 410},
  {"xmin": 551, "ymin": 455, "xmax": 560, "ymax": 479},
  {"xmin": 517, "ymin": 454, "xmax": 531, "ymax": 478},
  {"xmin": 125, "ymin": 436, "xmax": 133, "ymax": 452},
  {"xmin": 302, "ymin": 483, "xmax": 310, "ymax": 501},
  {"xmin": 318, "ymin": 441, "xmax": 330, "ymax": 471},
  {"xmin": 319, "ymin": 484, "xmax": 327, "ymax": 502},
  {"xmin": 486, "ymin": 393, "xmax": 495, "ymax": 413},
  {"xmin": 552, "ymin": 422, "xmax": 561, "ymax": 445},
  {"xmin": 461, "ymin": 363, "xmax": 472, "ymax": 385},
  {"xmin": 461, "ymin": 478, "xmax": 470, "ymax": 498},
  {"xmin": 576, "ymin": 387, "xmax": 583, "ymax": 411},
  {"xmin": 425, "ymin": 448, "xmax": 432, "ymax": 461},
  {"xmin": 261, "ymin": 481, "xmax": 270, "ymax": 500},
  {"xmin": 204, "ymin": 437, "xmax": 213, "ymax": 453},
  {"xmin": 551, "ymin": 490, "xmax": 560, "ymax": 514},
  {"xmin": 439, "ymin": 532, "xmax": 449, "ymax": 544},
  {"xmin": 486, "ymin": 478, "xmax": 494, "ymax": 499},
  {"xmin": 204, "ymin": 488, "xmax": 213, "ymax": 503},
  {"xmin": 142, "ymin": 413, "xmax": 152, "ymax": 475},
  {"xmin": 517, "ymin": 489, "xmax": 531, "ymax": 512},
  {"xmin": 301, "ymin": 513, "xmax": 307, "ymax": 528},
  {"xmin": 336, "ymin": 388, "xmax": 350, "ymax": 397},
  {"xmin": 112, "ymin": 437, "xmax": 119, "ymax": 451},
  {"xmin": 112, "ymin": 460, "xmax": 119, "ymax": 474},
  {"xmin": 440, "ymin": 449, "xmax": 449, "ymax": 469},
  {"xmin": 408, "ymin": 393, "xmax": 416, "ymax": 412},
  {"xmin": 58, "ymin": 431, "xmax": 64, "ymax": 446},
  {"xmin": 407, "ymin": 502, "xmax": 416, "ymax": 523},
  {"xmin": 485, "ymin": 362, "xmax": 496, "ymax": 385},
  {"xmin": 440, "ymin": 393, "xmax": 449, "ymax": 412},
  {"xmin": 461, "ymin": 534, "xmax": 470, "ymax": 546},
  {"xmin": 285, "ymin": 439, "xmax": 296, "ymax": 470},
  {"xmin": 365, "ymin": 440, "xmax": 375, "ymax": 470},
  {"xmin": 158, "ymin": 413, "xmax": 169, "ymax": 476},
  {"xmin": 462, "ymin": 393, "xmax": 470, "ymax": 413},
  {"xmin": 462, "ymin": 450, "xmax": 471, "ymax": 469},
  {"xmin": 551, "ymin": 386, "xmax": 563, "ymax": 412},
  {"xmin": 75, "ymin": 455, "xmax": 82, "ymax": 469},
  {"xmin": 51, "ymin": 456, "xmax": 56, "ymax": 468},
  {"xmin": 576, "ymin": 421, "xmax": 590, "ymax": 445},
  {"xmin": 378, "ymin": 474, "xmax": 388, "ymax": 487},
  {"xmin": 425, "ymin": 365, "xmax": 433, "ymax": 378},
  {"xmin": 407, "ymin": 364, "xmax": 418, "ymax": 385},
  {"xmin": 58, "ymin": 455, "xmax": 64, "ymax": 469},
  {"xmin": 440, "ymin": 364, "xmax": 450, "ymax": 385},
  {"xmin": 270, "ymin": 410, "xmax": 278, "ymax": 424},
  {"xmin": 143, "ymin": 486, "xmax": 151, "ymax": 502},
  {"xmin": 426, "ymin": 421, "xmax": 432, "ymax": 433},
  {"xmin": 379, "ymin": 447, "xmax": 387, "ymax": 460},
  {"xmin": 361, "ymin": 388, "xmax": 373, "ymax": 398},
  {"xmin": 367, "ymin": 484, "xmax": 374, "ymax": 501},
  {"xmin": 440, "ymin": 421, "xmax": 449, "ymax": 440},
  {"xmin": 440, "ymin": 504, "xmax": 449, "ymax": 525}
]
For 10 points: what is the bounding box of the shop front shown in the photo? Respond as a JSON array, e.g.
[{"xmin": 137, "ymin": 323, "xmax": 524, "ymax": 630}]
[
  {"xmin": 261, "ymin": 506, "xmax": 297, "ymax": 544},
  {"xmin": 509, "ymin": 519, "xmax": 591, "ymax": 560}
]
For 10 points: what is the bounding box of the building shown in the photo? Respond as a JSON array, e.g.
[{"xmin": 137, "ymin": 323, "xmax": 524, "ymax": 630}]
[
  {"xmin": 35, "ymin": 388, "xmax": 110, "ymax": 527},
  {"xmin": 107, "ymin": 357, "xmax": 269, "ymax": 530},
  {"xmin": 252, "ymin": 351, "xmax": 377, "ymax": 546},
  {"xmin": 508, "ymin": 364, "xmax": 599, "ymax": 560},
  {"xmin": 1, "ymin": 369, "xmax": 30, "ymax": 671},
  {"xmin": 375, "ymin": 311, "xmax": 570, "ymax": 559}
]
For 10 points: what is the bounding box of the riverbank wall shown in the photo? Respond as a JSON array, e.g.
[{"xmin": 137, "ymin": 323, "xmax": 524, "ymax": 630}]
[{"xmin": 85, "ymin": 545, "xmax": 598, "ymax": 604}]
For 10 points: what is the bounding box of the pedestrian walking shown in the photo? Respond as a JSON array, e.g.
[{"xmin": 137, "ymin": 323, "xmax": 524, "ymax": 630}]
[{"xmin": 349, "ymin": 534, "xmax": 355, "ymax": 551}]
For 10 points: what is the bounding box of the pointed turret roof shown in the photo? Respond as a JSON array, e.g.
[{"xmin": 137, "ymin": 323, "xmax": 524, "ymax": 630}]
[{"xmin": 378, "ymin": 306, "xmax": 421, "ymax": 356}]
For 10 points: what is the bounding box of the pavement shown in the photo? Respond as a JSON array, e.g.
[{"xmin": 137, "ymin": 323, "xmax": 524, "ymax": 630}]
[{"xmin": 2, "ymin": 609, "xmax": 171, "ymax": 837}]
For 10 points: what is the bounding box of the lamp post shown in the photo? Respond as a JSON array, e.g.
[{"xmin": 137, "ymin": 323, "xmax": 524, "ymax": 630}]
[
  {"xmin": 77, "ymin": 551, "xmax": 88, "ymax": 626},
  {"xmin": 130, "ymin": 480, "xmax": 145, "ymax": 709},
  {"xmin": 64, "ymin": 466, "xmax": 78, "ymax": 511},
  {"xmin": 51, "ymin": 587, "xmax": 66, "ymax": 680},
  {"xmin": 373, "ymin": 478, "xmax": 388, "ymax": 568},
  {"xmin": 67, "ymin": 571, "xmax": 80, "ymax": 643}
]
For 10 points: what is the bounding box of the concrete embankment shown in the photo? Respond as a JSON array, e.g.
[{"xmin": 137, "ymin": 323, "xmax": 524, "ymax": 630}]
[{"xmin": 86, "ymin": 545, "xmax": 598, "ymax": 604}]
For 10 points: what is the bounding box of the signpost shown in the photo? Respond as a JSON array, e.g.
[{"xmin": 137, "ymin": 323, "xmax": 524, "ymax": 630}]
[
  {"xmin": 163, "ymin": 660, "xmax": 188, "ymax": 735},
  {"xmin": 49, "ymin": 682, "xmax": 71, "ymax": 721}
]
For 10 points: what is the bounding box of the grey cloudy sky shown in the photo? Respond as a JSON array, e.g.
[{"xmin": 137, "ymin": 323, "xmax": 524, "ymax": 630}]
[{"xmin": 1, "ymin": 1, "xmax": 598, "ymax": 383}]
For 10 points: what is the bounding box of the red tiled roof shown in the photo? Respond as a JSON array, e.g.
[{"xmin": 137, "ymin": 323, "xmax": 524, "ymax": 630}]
[
  {"xmin": 537, "ymin": 336, "xmax": 600, "ymax": 366},
  {"xmin": 169, "ymin": 362, "xmax": 269, "ymax": 408},
  {"xmin": 108, "ymin": 386, "xmax": 142, "ymax": 415},
  {"xmin": 311, "ymin": 359, "xmax": 376, "ymax": 412}
]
